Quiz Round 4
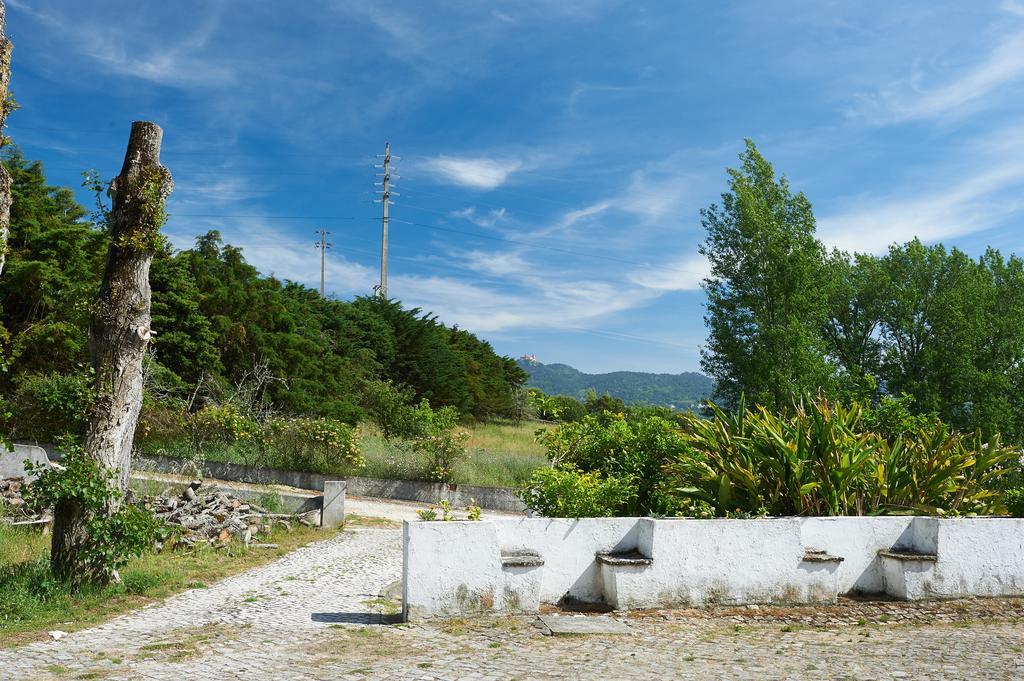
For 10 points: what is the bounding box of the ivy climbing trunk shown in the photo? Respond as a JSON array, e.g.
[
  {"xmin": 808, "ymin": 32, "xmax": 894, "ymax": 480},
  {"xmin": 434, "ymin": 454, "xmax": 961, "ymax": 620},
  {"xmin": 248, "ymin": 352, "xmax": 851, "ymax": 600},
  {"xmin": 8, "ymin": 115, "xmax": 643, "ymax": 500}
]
[
  {"xmin": 0, "ymin": 1, "xmax": 14, "ymax": 278},
  {"xmin": 51, "ymin": 121, "xmax": 173, "ymax": 581}
]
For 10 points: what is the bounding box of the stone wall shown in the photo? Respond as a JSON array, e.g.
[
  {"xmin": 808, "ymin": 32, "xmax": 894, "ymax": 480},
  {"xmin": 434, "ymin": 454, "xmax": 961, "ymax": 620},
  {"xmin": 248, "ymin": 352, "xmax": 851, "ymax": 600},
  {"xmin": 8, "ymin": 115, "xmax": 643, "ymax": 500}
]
[{"xmin": 128, "ymin": 453, "xmax": 526, "ymax": 512}]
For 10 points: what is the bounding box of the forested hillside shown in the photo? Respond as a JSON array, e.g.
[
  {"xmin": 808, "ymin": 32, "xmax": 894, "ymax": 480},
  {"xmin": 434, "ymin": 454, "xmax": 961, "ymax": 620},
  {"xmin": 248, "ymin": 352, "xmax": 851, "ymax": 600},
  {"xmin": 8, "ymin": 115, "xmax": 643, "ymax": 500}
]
[
  {"xmin": 0, "ymin": 147, "xmax": 526, "ymax": 439},
  {"xmin": 518, "ymin": 360, "xmax": 713, "ymax": 409}
]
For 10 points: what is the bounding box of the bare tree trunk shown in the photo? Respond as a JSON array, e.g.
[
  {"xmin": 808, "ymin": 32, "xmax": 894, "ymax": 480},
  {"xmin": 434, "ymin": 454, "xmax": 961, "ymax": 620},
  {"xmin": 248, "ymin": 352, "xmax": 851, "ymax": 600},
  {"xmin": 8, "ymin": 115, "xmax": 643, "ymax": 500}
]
[
  {"xmin": 51, "ymin": 121, "xmax": 173, "ymax": 581},
  {"xmin": 0, "ymin": 1, "xmax": 14, "ymax": 278}
]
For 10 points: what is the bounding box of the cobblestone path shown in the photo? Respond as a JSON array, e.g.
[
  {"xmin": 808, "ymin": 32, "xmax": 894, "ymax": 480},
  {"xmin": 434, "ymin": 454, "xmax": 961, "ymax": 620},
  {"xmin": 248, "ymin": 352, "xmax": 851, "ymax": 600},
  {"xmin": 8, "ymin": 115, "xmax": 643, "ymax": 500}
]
[{"xmin": 3, "ymin": 527, "xmax": 1023, "ymax": 680}]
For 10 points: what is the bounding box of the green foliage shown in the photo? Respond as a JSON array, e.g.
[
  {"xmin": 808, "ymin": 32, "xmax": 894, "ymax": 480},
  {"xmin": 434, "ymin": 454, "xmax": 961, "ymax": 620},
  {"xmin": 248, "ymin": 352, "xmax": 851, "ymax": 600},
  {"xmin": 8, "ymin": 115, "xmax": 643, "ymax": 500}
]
[
  {"xmin": 23, "ymin": 441, "xmax": 167, "ymax": 585},
  {"xmin": 415, "ymin": 499, "xmax": 481, "ymax": 521},
  {"xmin": 362, "ymin": 379, "xmax": 418, "ymax": 440},
  {"xmin": 700, "ymin": 140, "xmax": 832, "ymax": 412},
  {"xmin": 549, "ymin": 395, "xmax": 585, "ymax": 422},
  {"xmin": 583, "ymin": 390, "xmax": 626, "ymax": 417},
  {"xmin": 7, "ymin": 371, "xmax": 93, "ymax": 441},
  {"xmin": 258, "ymin": 416, "xmax": 364, "ymax": 474},
  {"xmin": 861, "ymin": 394, "xmax": 938, "ymax": 442},
  {"xmin": 665, "ymin": 396, "xmax": 1016, "ymax": 517},
  {"xmin": 519, "ymin": 466, "xmax": 635, "ymax": 518},
  {"xmin": 534, "ymin": 413, "xmax": 690, "ymax": 516},
  {"xmin": 698, "ymin": 142, "xmax": 1024, "ymax": 444},
  {"xmin": 1005, "ymin": 489, "xmax": 1024, "ymax": 518},
  {"xmin": 526, "ymin": 389, "xmax": 562, "ymax": 421},
  {"xmin": 405, "ymin": 401, "xmax": 469, "ymax": 482},
  {"xmin": 1, "ymin": 147, "xmax": 527, "ymax": 448}
]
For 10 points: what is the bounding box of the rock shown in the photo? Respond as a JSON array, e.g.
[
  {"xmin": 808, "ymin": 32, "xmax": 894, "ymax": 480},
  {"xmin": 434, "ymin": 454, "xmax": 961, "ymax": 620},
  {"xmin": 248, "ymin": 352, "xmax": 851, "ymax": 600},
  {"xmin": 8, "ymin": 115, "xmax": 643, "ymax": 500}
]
[
  {"xmin": 48, "ymin": 631, "xmax": 67, "ymax": 641},
  {"xmin": 147, "ymin": 483, "xmax": 307, "ymax": 549}
]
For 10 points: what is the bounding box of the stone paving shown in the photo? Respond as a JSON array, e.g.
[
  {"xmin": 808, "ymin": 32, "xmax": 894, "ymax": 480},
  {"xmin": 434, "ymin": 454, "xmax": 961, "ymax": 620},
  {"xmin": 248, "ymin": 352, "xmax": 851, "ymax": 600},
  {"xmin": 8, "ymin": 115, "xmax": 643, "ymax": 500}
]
[{"xmin": 2, "ymin": 525, "xmax": 1023, "ymax": 680}]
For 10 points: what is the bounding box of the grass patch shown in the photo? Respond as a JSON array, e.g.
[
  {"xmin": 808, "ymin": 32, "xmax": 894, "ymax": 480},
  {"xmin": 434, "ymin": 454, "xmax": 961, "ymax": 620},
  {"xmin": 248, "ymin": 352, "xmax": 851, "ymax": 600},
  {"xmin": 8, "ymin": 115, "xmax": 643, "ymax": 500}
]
[
  {"xmin": 141, "ymin": 420, "xmax": 550, "ymax": 488},
  {"xmin": 357, "ymin": 420, "xmax": 548, "ymax": 487},
  {"xmin": 0, "ymin": 522, "xmax": 337, "ymax": 647}
]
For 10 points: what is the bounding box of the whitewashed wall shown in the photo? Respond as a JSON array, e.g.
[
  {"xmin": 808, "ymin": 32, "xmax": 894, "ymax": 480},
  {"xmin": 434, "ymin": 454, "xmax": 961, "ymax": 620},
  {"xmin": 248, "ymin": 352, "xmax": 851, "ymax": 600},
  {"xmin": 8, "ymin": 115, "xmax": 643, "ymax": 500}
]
[
  {"xmin": 0, "ymin": 444, "xmax": 50, "ymax": 480},
  {"xmin": 403, "ymin": 516, "xmax": 1024, "ymax": 620}
]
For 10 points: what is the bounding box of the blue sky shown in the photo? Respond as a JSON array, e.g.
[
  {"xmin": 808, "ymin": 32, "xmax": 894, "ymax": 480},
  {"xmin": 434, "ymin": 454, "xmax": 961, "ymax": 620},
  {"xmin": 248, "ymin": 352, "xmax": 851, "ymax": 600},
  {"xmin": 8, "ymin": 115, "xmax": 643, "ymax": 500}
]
[{"xmin": 6, "ymin": 1, "xmax": 1024, "ymax": 373}]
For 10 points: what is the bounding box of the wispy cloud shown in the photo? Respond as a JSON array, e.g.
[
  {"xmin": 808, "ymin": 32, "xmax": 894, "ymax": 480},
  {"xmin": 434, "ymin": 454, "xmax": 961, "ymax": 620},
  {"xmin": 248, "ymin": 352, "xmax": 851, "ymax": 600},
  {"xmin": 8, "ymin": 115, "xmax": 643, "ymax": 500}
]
[
  {"xmin": 818, "ymin": 124, "xmax": 1024, "ymax": 253},
  {"xmin": 424, "ymin": 156, "xmax": 525, "ymax": 190},
  {"xmin": 9, "ymin": 0, "xmax": 234, "ymax": 88},
  {"xmin": 627, "ymin": 254, "xmax": 709, "ymax": 292},
  {"xmin": 818, "ymin": 161, "xmax": 1024, "ymax": 254},
  {"xmin": 450, "ymin": 206, "xmax": 509, "ymax": 229},
  {"xmin": 852, "ymin": 23, "xmax": 1024, "ymax": 124}
]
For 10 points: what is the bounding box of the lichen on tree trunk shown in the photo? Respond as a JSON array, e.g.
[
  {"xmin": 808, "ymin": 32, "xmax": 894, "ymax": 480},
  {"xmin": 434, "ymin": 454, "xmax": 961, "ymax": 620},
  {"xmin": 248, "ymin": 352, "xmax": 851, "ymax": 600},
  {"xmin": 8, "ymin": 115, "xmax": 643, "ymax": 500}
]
[
  {"xmin": 50, "ymin": 121, "xmax": 173, "ymax": 581},
  {"xmin": 0, "ymin": 1, "xmax": 14, "ymax": 279}
]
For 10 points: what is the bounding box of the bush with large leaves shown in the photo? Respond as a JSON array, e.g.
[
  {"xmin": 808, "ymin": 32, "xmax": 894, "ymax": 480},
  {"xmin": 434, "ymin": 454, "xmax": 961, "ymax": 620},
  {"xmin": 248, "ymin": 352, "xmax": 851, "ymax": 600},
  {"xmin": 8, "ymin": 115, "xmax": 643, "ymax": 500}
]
[{"xmin": 666, "ymin": 396, "xmax": 1017, "ymax": 517}]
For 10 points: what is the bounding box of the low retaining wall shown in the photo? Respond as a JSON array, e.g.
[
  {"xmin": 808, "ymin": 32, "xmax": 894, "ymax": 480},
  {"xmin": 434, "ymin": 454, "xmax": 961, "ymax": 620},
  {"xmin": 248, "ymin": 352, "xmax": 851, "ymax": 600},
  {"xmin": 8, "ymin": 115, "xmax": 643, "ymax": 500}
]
[
  {"xmin": 402, "ymin": 516, "xmax": 1024, "ymax": 620},
  {"xmin": 130, "ymin": 453, "xmax": 526, "ymax": 513},
  {"xmin": 13, "ymin": 445, "xmax": 346, "ymax": 528}
]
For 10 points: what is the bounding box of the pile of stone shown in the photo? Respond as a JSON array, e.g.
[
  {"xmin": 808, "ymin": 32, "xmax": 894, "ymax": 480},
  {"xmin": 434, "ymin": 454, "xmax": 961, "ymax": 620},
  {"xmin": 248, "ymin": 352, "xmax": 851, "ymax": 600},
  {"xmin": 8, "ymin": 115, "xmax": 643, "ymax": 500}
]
[
  {"xmin": 0, "ymin": 476, "xmax": 50, "ymax": 524},
  {"xmin": 148, "ymin": 481, "xmax": 318, "ymax": 549}
]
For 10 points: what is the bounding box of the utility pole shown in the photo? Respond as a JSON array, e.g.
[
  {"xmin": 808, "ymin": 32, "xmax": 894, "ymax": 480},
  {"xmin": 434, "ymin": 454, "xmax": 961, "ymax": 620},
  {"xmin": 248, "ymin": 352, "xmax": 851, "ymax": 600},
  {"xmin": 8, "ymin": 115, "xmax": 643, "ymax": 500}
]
[
  {"xmin": 314, "ymin": 227, "xmax": 331, "ymax": 297},
  {"xmin": 374, "ymin": 142, "xmax": 398, "ymax": 299}
]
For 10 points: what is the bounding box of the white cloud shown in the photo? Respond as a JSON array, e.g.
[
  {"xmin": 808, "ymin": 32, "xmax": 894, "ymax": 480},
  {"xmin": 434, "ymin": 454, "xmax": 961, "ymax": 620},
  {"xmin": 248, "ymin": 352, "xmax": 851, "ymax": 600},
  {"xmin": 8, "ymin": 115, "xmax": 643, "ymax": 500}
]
[
  {"xmin": 628, "ymin": 254, "xmax": 709, "ymax": 292},
  {"xmin": 424, "ymin": 156, "xmax": 525, "ymax": 189},
  {"xmin": 853, "ymin": 29, "xmax": 1024, "ymax": 124},
  {"xmin": 561, "ymin": 201, "xmax": 610, "ymax": 227},
  {"xmin": 9, "ymin": 0, "xmax": 234, "ymax": 88},
  {"xmin": 451, "ymin": 206, "xmax": 509, "ymax": 228},
  {"xmin": 818, "ymin": 158, "xmax": 1024, "ymax": 254},
  {"xmin": 1002, "ymin": 1, "xmax": 1024, "ymax": 18}
]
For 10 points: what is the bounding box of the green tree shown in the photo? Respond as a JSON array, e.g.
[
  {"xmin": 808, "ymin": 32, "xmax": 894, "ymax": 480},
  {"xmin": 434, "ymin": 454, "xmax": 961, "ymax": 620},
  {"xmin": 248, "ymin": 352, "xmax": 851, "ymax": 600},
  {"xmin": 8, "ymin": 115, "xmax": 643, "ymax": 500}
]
[
  {"xmin": 823, "ymin": 251, "xmax": 887, "ymax": 399},
  {"xmin": 699, "ymin": 140, "xmax": 833, "ymax": 410}
]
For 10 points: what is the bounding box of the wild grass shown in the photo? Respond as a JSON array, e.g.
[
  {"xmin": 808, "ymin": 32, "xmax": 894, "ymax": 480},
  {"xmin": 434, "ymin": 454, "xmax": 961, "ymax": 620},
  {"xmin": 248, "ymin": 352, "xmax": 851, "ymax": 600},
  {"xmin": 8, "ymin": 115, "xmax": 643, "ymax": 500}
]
[
  {"xmin": 0, "ymin": 523, "xmax": 335, "ymax": 646},
  {"xmin": 141, "ymin": 420, "xmax": 551, "ymax": 489}
]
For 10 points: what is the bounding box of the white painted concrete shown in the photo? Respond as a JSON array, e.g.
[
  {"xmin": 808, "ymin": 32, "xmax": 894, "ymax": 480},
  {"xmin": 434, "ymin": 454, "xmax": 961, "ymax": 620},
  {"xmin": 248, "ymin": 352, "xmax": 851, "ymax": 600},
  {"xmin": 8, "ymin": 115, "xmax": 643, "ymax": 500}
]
[
  {"xmin": 403, "ymin": 516, "xmax": 1024, "ymax": 619},
  {"xmin": 799, "ymin": 516, "xmax": 917, "ymax": 594},
  {"xmin": 494, "ymin": 517, "xmax": 641, "ymax": 603},
  {"xmin": 0, "ymin": 444, "xmax": 50, "ymax": 480}
]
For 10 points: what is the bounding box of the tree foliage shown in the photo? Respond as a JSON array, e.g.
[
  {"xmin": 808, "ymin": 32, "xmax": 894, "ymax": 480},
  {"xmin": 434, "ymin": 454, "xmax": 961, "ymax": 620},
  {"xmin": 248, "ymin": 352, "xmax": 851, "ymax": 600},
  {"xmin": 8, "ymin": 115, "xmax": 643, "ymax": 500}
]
[
  {"xmin": 700, "ymin": 141, "xmax": 1024, "ymax": 443},
  {"xmin": 0, "ymin": 147, "xmax": 527, "ymax": 444},
  {"xmin": 700, "ymin": 140, "xmax": 832, "ymax": 412}
]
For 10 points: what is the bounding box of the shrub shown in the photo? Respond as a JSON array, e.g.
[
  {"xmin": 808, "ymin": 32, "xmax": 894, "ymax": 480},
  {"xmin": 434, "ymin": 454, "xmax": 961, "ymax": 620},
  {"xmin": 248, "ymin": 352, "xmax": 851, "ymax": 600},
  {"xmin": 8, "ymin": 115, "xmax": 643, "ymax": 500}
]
[
  {"xmin": 191, "ymin": 404, "xmax": 259, "ymax": 445},
  {"xmin": 23, "ymin": 440, "xmax": 168, "ymax": 585},
  {"xmin": 583, "ymin": 390, "xmax": 626, "ymax": 417},
  {"xmin": 258, "ymin": 417, "xmax": 364, "ymax": 474},
  {"xmin": 666, "ymin": 396, "xmax": 1017, "ymax": 517},
  {"xmin": 405, "ymin": 401, "xmax": 469, "ymax": 482},
  {"xmin": 520, "ymin": 466, "xmax": 635, "ymax": 518},
  {"xmin": 861, "ymin": 394, "xmax": 939, "ymax": 442},
  {"xmin": 361, "ymin": 379, "xmax": 418, "ymax": 440},
  {"xmin": 1005, "ymin": 488, "xmax": 1024, "ymax": 517},
  {"xmin": 536, "ymin": 413, "xmax": 690, "ymax": 516},
  {"xmin": 136, "ymin": 398, "xmax": 187, "ymax": 447},
  {"xmin": 9, "ymin": 371, "xmax": 93, "ymax": 441},
  {"xmin": 550, "ymin": 395, "xmax": 585, "ymax": 422}
]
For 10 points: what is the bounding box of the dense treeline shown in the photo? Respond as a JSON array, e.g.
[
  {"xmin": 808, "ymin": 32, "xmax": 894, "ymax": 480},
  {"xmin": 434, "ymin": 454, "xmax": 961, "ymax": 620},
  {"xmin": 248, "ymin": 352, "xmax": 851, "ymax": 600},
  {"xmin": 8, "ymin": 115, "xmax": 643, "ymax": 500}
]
[
  {"xmin": 701, "ymin": 140, "xmax": 1024, "ymax": 443},
  {"xmin": 0, "ymin": 148, "xmax": 526, "ymax": 440}
]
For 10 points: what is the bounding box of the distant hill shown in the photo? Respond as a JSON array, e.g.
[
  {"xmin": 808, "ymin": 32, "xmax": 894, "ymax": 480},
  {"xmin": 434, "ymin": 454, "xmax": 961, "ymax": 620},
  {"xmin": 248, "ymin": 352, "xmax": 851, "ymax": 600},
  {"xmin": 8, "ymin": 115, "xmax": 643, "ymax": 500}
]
[{"xmin": 518, "ymin": 360, "xmax": 714, "ymax": 410}]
